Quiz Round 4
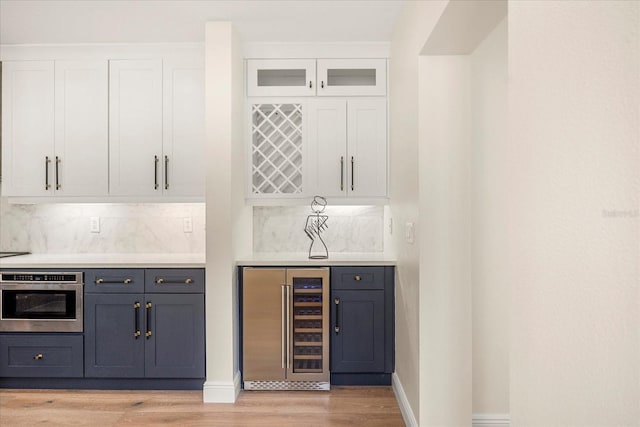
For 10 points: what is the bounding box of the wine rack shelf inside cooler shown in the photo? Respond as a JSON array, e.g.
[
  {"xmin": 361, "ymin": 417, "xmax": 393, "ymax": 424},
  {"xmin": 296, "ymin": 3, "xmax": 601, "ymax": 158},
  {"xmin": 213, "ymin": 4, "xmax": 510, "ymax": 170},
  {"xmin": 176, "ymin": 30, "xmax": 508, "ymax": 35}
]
[{"xmin": 292, "ymin": 277, "xmax": 324, "ymax": 373}]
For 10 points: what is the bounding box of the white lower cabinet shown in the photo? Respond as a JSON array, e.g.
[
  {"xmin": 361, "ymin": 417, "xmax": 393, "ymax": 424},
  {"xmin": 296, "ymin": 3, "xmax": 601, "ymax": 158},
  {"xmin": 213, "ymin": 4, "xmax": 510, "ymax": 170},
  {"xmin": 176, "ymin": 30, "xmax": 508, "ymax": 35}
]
[
  {"xmin": 1, "ymin": 60, "xmax": 108, "ymax": 197},
  {"xmin": 308, "ymin": 98, "xmax": 387, "ymax": 198}
]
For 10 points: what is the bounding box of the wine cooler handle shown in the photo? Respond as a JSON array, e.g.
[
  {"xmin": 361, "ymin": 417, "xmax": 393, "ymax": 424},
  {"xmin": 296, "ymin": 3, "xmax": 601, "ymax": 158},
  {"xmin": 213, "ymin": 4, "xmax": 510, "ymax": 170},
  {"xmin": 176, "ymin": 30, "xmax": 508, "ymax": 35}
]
[
  {"xmin": 334, "ymin": 297, "xmax": 340, "ymax": 334},
  {"xmin": 145, "ymin": 302, "xmax": 152, "ymax": 338},
  {"xmin": 286, "ymin": 285, "xmax": 291, "ymax": 370},
  {"xmin": 281, "ymin": 285, "xmax": 286, "ymax": 370},
  {"xmin": 134, "ymin": 302, "xmax": 141, "ymax": 338}
]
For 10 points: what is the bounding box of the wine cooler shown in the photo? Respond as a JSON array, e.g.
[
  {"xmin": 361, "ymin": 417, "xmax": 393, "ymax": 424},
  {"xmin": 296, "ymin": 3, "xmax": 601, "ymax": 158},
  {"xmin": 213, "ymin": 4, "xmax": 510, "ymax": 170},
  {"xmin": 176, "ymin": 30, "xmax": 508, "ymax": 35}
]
[{"xmin": 242, "ymin": 267, "xmax": 330, "ymax": 390}]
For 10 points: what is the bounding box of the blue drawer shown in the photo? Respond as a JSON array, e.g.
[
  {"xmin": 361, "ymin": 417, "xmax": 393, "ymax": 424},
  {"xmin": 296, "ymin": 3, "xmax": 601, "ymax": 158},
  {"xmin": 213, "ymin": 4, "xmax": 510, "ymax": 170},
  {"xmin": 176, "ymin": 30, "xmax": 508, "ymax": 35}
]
[{"xmin": 0, "ymin": 334, "xmax": 84, "ymax": 378}]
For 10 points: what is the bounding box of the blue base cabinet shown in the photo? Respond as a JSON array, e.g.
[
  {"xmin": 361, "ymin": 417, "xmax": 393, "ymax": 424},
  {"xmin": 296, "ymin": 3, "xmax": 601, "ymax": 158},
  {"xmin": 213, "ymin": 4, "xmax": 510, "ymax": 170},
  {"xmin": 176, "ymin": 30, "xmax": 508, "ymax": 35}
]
[
  {"xmin": 330, "ymin": 266, "xmax": 394, "ymax": 385},
  {"xmin": 84, "ymin": 268, "xmax": 205, "ymax": 380}
]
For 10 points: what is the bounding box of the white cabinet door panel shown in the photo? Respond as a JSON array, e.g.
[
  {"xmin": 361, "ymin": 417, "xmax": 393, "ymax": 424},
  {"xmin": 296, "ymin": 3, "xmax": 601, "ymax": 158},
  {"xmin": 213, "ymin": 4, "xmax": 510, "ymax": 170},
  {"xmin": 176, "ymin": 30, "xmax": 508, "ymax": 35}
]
[
  {"xmin": 1, "ymin": 61, "xmax": 55, "ymax": 196},
  {"xmin": 54, "ymin": 60, "xmax": 108, "ymax": 196},
  {"xmin": 109, "ymin": 59, "xmax": 163, "ymax": 196},
  {"xmin": 347, "ymin": 99, "xmax": 387, "ymax": 197},
  {"xmin": 308, "ymin": 99, "xmax": 347, "ymax": 198},
  {"xmin": 163, "ymin": 60, "xmax": 205, "ymax": 197}
]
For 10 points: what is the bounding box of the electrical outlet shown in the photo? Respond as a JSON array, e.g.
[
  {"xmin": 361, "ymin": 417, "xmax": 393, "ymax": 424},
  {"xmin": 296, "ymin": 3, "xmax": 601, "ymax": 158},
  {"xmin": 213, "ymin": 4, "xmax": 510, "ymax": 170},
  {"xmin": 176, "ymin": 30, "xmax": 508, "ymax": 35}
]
[
  {"xmin": 183, "ymin": 217, "xmax": 193, "ymax": 233},
  {"xmin": 90, "ymin": 217, "xmax": 100, "ymax": 233},
  {"xmin": 405, "ymin": 222, "xmax": 414, "ymax": 244}
]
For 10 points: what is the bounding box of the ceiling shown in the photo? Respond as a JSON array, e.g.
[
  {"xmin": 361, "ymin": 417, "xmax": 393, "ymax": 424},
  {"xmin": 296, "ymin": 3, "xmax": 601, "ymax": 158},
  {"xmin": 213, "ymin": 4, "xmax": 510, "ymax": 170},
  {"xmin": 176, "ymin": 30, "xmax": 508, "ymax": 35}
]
[{"xmin": 0, "ymin": 0, "xmax": 406, "ymax": 45}]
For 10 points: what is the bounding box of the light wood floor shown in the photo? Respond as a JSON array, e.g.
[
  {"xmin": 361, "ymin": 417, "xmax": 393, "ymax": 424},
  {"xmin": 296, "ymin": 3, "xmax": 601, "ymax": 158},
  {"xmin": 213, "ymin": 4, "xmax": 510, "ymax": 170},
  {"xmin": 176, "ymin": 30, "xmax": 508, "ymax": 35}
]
[{"xmin": 0, "ymin": 387, "xmax": 405, "ymax": 426}]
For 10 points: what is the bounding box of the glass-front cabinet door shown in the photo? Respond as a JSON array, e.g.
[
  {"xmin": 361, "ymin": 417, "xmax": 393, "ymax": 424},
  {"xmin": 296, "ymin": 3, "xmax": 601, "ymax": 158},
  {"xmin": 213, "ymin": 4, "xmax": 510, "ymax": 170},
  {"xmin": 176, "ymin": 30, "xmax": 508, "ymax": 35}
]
[
  {"xmin": 316, "ymin": 59, "xmax": 386, "ymax": 96},
  {"xmin": 247, "ymin": 59, "xmax": 316, "ymax": 97}
]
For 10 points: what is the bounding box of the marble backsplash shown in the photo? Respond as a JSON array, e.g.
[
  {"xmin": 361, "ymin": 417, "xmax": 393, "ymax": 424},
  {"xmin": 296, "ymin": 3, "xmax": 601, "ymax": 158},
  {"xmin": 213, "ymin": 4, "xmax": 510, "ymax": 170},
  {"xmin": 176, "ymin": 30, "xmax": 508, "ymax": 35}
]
[
  {"xmin": 0, "ymin": 199, "xmax": 205, "ymax": 254},
  {"xmin": 253, "ymin": 205, "xmax": 384, "ymax": 253},
  {"xmin": 0, "ymin": 199, "xmax": 383, "ymax": 255}
]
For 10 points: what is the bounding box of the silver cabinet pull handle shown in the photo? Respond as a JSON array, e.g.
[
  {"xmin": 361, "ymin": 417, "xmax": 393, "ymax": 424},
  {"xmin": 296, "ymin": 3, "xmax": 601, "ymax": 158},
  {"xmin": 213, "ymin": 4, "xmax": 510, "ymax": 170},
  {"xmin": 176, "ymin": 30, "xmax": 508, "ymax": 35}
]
[
  {"xmin": 156, "ymin": 278, "xmax": 164, "ymax": 284},
  {"xmin": 96, "ymin": 278, "xmax": 132, "ymax": 284},
  {"xmin": 340, "ymin": 156, "xmax": 344, "ymax": 191},
  {"xmin": 164, "ymin": 155, "xmax": 169, "ymax": 190},
  {"xmin": 45, "ymin": 156, "xmax": 51, "ymax": 190},
  {"xmin": 354, "ymin": 275, "xmax": 361, "ymax": 281},
  {"xmin": 55, "ymin": 156, "xmax": 61, "ymax": 190},
  {"xmin": 309, "ymin": 81, "xmax": 312, "ymax": 89},
  {"xmin": 154, "ymin": 155, "xmax": 159, "ymax": 190},
  {"xmin": 351, "ymin": 156, "xmax": 355, "ymax": 191},
  {"xmin": 34, "ymin": 353, "xmax": 44, "ymax": 360},
  {"xmin": 321, "ymin": 81, "xmax": 325, "ymax": 89}
]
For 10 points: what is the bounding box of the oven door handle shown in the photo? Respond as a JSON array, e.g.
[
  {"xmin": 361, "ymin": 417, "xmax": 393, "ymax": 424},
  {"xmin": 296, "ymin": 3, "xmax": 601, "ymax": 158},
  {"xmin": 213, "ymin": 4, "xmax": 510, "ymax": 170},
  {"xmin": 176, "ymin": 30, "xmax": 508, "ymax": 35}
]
[{"xmin": 133, "ymin": 302, "xmax": 141, "ymax": 338}]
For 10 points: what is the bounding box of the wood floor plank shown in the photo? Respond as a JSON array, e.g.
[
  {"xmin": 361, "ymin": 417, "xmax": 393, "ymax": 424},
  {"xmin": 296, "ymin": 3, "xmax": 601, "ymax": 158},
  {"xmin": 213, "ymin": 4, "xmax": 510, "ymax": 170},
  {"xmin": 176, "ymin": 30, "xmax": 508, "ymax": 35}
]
[{"xmin": 0, "ymin": 387, "xmax": 405, "ymax": 426}]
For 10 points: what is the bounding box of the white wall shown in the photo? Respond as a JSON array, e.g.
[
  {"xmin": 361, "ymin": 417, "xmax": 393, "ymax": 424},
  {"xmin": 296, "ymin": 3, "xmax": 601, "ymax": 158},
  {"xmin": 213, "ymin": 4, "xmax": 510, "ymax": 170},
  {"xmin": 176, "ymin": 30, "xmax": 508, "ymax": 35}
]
[
  {"xmin": 509, "ymin": 1, "xmax": 640, "ymax": 425},
  {"xmin": 470, "ymin": 18, "xmax": 509, "ymax": 415},
  {"xmin": 419, "ymin": 54, "xmax": 472, "ymax": 426},
  {"xmin": 388, "ymin": 1, "xmax": 448, "ymax": 423},
  {"xmin": 203, "ymin": 21, "xmax": 250, "ymax": 403},
  {"xmin": 0, "ymin": 201, "xmax": 205, "ymax": 253}
]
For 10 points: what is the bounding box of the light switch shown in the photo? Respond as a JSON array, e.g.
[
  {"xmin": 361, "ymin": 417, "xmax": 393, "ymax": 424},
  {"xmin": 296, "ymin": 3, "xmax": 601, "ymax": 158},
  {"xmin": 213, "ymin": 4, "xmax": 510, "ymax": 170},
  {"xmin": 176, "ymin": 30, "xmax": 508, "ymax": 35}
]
[
  {"xmin": 183, "ymin": 217, "xmax": 193, "ymax": 233},
  {"xmin": 405, "ymin": 222, "xmax": 414, "ymax": 244},
  {"xmin": 90, "ymin": 217, "xmax": 100, "ymax": 233}
]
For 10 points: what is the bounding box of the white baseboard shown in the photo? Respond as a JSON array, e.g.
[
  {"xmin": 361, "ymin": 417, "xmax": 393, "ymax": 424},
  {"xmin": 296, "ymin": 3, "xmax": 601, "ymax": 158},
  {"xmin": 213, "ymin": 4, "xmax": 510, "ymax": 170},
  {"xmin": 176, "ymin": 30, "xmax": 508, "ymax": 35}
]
[
  {"xmin": 203, "ymin": 371, "xmax": 242, "ymax": 403},
  {"xmin": 392, "ymin": 372, "xmax": 418, "ymax": 427},
  {"xmin": 472, "ymin": 413, "xmax": 510, "ymax": 427}
]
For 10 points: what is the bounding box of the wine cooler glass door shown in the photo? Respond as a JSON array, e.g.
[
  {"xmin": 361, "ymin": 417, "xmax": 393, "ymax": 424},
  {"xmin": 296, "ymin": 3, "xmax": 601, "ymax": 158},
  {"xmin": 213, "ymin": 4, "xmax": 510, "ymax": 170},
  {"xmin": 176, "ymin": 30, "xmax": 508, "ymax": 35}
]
[{"xmin": 286, "ymin": 268, "xmax": 329, "ymax": 382}]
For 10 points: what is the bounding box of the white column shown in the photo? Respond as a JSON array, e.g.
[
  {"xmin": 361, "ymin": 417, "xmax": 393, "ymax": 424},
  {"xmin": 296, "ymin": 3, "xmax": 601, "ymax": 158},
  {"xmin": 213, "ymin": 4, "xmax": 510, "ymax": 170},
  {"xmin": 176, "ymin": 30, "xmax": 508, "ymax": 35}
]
[{"xmin": 203, "ymin": 21, "xmax": 252, "ymax": 403}]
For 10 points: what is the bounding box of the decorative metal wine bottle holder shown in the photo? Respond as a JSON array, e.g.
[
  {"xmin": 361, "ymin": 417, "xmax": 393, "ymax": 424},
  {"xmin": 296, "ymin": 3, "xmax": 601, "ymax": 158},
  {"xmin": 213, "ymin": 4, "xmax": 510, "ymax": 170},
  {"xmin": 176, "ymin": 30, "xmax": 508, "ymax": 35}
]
[{"xmin": 305, "ymin": 196, "xmax": 329, "ymax": 259}]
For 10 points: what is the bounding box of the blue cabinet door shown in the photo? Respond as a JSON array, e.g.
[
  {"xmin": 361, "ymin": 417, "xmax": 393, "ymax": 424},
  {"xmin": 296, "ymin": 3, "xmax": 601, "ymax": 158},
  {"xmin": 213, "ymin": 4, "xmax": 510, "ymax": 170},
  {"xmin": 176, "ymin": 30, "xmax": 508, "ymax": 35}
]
[
  {"xmin": 144, "ymin": 293, "xmax": 205, "ymax": 378},
  {"xmin": 84, "ymin": 293, "xmax": 145, "ymax": 378},
  {"xmin": 331, "ymin": 289, "xmax": 385, "ymax": 373}
]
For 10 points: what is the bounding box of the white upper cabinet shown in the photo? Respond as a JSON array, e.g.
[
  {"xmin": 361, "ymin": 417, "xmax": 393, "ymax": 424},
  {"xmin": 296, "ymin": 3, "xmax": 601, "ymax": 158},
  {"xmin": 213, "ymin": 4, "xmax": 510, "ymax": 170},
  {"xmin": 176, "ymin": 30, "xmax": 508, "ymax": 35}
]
[
  {"xmin": 109, "ymin": 59, "xmax": 163, "ymax": 196},
  {"xmin": 1, "ymin": 60, "xmax": 108, "ymax": 197},
  {"xmin": 54, "ymin": 60, "xmax": 109, "ymax": 196},
  {"xmin": 307, "ymin": 99, "xmax": 347, "ymax": 198},
  {"xmin": 346, "ymin": 98, "xmax": 387, "ymax": 197},
  {"xmin": 308, "ymin": 98, "xmax": 387, "ymax": 198},
  {"xmin": 247, "ymin": 59, "xmax": 316, "ymax": 97},
  {"xmin": 316, "ymin": 59, "xmax": 386, "ymax": 96},
  {"xmin": 162, "ymin": 59, "xmax": 205, "ymax": 197},
  {"xmin": 2, "ymin": 61, "xmax": 55, "ymax": 197}
]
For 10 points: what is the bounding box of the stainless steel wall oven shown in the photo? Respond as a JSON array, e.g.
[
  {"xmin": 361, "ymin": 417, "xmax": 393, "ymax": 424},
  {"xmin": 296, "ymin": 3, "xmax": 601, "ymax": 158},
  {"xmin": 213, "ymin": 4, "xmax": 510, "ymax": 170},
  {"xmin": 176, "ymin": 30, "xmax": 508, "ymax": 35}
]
[{"xmin": 0, "ymin": 272, "xmax": 83, "ymax": 332}]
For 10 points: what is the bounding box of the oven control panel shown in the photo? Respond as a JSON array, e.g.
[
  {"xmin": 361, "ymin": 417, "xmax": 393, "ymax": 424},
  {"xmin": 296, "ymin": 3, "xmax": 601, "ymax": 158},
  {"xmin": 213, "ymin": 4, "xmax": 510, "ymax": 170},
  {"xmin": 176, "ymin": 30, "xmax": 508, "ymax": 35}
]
[{"xmin": 0, "ymin": 272, "xmax": 82, "ymax": 284}]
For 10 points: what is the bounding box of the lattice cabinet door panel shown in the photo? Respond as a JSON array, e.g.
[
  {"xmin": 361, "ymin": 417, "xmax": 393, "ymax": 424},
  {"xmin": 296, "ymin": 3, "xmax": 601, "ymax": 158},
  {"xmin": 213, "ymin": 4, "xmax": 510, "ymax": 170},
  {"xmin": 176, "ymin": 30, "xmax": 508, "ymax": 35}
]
[{"xmin": 250, "ymin": 102, "xmax": 306, "ymax": 196}]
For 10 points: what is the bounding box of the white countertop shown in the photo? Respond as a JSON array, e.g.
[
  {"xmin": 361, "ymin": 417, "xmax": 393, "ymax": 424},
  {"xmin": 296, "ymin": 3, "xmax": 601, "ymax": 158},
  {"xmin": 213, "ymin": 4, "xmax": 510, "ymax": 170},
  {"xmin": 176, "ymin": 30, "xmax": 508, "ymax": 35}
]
[
  {"xmin": 0, "ymin": 252, "xmax": 395, "ymax": 269},
  {"xmin": 236, "ymin": 252, "xmax": 396, "ymax": 266},
  {"xmin": 0, "ymin": 253, "xmax": 206, "ymax": 269}
]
